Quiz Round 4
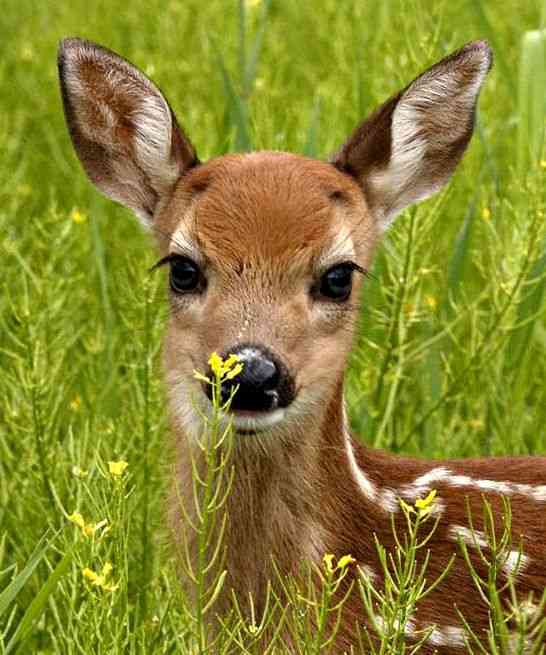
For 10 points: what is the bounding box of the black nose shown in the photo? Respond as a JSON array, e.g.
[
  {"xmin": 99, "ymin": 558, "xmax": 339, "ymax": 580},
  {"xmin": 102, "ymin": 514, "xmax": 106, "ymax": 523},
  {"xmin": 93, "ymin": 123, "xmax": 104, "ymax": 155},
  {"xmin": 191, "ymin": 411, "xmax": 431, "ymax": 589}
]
[{"xmin": 203, "ymin": 344, "xmax": 295, "ymax": 412}]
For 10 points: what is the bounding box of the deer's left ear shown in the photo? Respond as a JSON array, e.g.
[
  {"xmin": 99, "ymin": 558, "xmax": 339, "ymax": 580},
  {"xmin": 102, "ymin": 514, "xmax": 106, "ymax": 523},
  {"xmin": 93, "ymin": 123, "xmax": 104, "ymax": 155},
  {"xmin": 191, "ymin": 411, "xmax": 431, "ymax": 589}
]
[
  {"xmin": 332, "ymin": 41, "xmax": 492, "ymax": 230},
  {"xmin": 58, "ymin": 38, "xmax": 198, "ymax": 225}
]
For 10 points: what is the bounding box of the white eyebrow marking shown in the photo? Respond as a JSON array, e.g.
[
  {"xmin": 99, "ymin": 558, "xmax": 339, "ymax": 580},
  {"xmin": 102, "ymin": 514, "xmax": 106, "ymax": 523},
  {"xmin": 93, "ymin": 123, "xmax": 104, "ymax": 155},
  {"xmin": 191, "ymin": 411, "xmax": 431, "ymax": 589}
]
[
  {"xmin": 319, "ymin": 224, "xmax": 356, "ymax": 268},
  {"xmin": 170, "ymin": 224, "xmax": 203, "ymax": 263}
]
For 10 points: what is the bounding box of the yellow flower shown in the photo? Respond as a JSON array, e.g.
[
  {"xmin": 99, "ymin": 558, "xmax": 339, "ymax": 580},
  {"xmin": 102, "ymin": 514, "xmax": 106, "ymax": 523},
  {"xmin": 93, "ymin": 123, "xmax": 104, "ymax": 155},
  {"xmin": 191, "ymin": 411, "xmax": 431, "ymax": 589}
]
[
  {"xmin": 82, "ymin": 561, "xmax": 118, "ymax": 592},
  {"xmin": 540, "ymin": 160, "xmax": 546, "ymax": 169},
  {"xmin": 323, "ymin": 553, "xmax": 355, "ymax": 575},
  {"xmin": 337, "ymin": 554, "xmax": 356, "ymax": 570},
  {"xmin": 208, "ymin": 351, "xmax": 224, "ymax": 377},
  {"xmin": 68, "ymin": 512, "xmax": 108, "ymax": 538},
  {"xmin": 68, "ymin": 512, "xmax": 85, "ymax": 530},
  {"xmin": 108, "ymin": 460, "xmax": 128, "ymax": 477},
  {"xmin": 481, "ymin": 207, "xmax": 491, "ymax": 220},
  {"xmin": 206, "ymin": 352, "xmax": 243, "ymax": 381},
  {"xmin": 323, "ymin": 553, "xmax": 335, "ymax": 575},
  {"xmin": 424, "ymin": 295, "xmax": 437, "ymax": 311},
  {"xmin": 224, "ymin": 362, "xmax": 243, "ymax": 380},
  {"xmin": 70, "ymin": 395, "xmax": 81, "ymax": 411},
  {"xmin": 415, "ymin": 489, "xmax": 437, "ymax": 519},
  {"xmin": 70, "ymin": 208, "xmax": 87, "ymax": 224}
]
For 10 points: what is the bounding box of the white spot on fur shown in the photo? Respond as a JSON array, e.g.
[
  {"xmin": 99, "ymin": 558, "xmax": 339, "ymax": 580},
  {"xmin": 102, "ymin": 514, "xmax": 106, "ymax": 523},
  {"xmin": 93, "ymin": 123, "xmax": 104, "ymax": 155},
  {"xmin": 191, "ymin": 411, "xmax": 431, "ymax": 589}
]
[
  {"xmin": 503, "ymin": 550, "xmax": 529, "ymax": 579},
  {"xmin": 412, "ymin": 467, "xmax": 451, "ymax": 488},
  {"xmin": 448, "ymin": 525, "xmax": 489, "ymax": 549},
  {"xmin": 342, "ymin": 408, "xmax": 401, "ymax": 514},
  {"xmin": 372, "ymin": 615, "xmax": 416, "ymax": 638},
  {"xmin": 358, "ymin": 564, "xmax": 378, "ymax": 583},
  {"xmin": 378, "ymin": 488, "xmax": 399, "ymax": 513},
  {"xmin": 427, "ymin": 625, "xmax": 466, "ymax": 648},
  {"xmin": 401, "ymin": 468, "xmax": 546, "ymax": 505},
  {"xmin": 449, "ymin": 525, "xmax": 529, "ymax": 580},
  {"xmin": 345, "ymin": 430, "xmax": 377, "ymax": 503}
]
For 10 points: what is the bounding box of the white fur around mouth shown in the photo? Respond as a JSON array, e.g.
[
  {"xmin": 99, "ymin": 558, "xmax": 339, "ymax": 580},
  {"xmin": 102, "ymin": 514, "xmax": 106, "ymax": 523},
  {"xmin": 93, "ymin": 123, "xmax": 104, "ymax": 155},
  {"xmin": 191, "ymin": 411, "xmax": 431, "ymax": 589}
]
[{"xmin": 232, "ymin": 408, "xmax": 286, "ymax": 433}]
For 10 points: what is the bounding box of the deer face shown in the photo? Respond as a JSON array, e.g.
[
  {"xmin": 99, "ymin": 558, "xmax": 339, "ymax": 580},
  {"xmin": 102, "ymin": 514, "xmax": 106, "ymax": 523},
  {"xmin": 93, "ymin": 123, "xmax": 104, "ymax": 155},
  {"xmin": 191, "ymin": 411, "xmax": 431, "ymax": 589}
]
[
  {"xmin": 156, "ymin": 152, "xmax": 377, "ymax": 435},
  {"xmin": 58, "ymin": 37, "xmax": 491, "ymax": 438}
]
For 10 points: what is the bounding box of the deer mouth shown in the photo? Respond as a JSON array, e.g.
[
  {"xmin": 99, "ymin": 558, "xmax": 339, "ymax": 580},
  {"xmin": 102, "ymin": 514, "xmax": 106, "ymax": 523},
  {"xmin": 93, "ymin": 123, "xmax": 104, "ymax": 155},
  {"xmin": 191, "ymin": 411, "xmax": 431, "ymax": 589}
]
[{"xmin": 231, "ymin": 408, "xmax": 286, "ymax": 434}]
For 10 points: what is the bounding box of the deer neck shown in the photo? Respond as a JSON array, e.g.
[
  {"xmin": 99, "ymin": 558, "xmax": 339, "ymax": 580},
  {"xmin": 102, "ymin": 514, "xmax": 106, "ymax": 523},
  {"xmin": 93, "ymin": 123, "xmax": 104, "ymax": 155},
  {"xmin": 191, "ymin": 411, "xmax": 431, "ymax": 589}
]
[{"xmin": 170, "ymin": 377, "xmax": 380, "ymax": 610}]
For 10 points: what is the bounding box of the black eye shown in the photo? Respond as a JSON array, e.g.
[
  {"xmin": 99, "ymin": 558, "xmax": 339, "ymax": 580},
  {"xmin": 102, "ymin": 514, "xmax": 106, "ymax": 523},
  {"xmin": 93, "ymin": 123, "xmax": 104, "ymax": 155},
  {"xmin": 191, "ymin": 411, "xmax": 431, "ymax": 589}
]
[
  {"xmin": 169, "ymin": 256, "xmax": 204, "ymax": 294},
  {"xmin": 318, "ymin": 263, "xmax": 354, "ymax": 301}
]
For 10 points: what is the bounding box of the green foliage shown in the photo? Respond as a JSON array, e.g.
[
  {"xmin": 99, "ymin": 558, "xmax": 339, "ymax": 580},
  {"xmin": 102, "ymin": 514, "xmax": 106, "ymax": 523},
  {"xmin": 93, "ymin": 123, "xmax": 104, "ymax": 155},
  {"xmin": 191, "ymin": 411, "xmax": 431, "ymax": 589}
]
[
  {"xmin": 1, "ymin": 0, "xmax": 546, "ymax": 652},
  {"xmin": 359, "ymin": 494, "xmax": 455, "ymax": 654}
]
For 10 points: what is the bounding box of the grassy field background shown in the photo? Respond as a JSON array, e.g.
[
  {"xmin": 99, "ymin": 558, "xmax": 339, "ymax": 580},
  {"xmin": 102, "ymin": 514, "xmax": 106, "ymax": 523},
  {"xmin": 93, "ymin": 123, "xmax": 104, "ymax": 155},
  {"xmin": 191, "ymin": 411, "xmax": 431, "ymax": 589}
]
[{"xmin": 1, "ymin": 0, "xmax": 546, "ymax": 652}]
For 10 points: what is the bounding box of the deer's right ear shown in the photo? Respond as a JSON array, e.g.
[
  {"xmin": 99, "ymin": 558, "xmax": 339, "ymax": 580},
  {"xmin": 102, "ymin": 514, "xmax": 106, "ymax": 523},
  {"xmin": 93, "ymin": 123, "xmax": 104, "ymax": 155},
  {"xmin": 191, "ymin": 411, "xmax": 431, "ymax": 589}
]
[
  {"xmin": 332, "ymin": 41, "xmax": 492, "ymax": 231},
  {"xmin": 58, "ymin": 38, "xmax": 198, "ymax": 225}
]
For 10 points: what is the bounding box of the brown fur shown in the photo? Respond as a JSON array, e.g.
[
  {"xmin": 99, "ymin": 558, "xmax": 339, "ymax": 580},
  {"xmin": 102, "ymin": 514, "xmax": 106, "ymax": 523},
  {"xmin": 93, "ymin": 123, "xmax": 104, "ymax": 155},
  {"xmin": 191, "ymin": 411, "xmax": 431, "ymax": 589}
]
[{"xmin": 56, "ymin": 37, "xmax": 546, "ymax": 653}]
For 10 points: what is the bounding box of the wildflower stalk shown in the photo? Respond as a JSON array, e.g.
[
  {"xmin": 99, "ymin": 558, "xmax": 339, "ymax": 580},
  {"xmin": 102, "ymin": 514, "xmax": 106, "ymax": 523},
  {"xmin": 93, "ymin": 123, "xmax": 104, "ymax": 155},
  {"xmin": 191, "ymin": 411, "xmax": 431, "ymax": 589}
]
[
  {"xmin": 272, "ymin": 554, "xmax": 355, "ymax": 653},
  {"xmin": 456, "ymin": 497, "xmax": 546, "ymax": 654},
  {"xmin": 360, "ymin": 491, "xmax": 455, "ymax": 654},
  {"xmin": 179, "ymin": 353, "xmax": 242, "ymax": 653},
  {"xmin": 21, "ymin": 282, "xmax": 55, "ymax": 508},
  {"xmin": 399, "ymin": 200, "xmax": 544, "ymax": 449},
  {"xmin": 372, "ymin": 207, "xmax": 417, "ymax": 446},
  {"xmin": 138, "ymin": 273, "xmax": 154, "ymax": 619},
  {"xmin": 310, "ymin": 555, "xmax": 355, "ymax": 654}
]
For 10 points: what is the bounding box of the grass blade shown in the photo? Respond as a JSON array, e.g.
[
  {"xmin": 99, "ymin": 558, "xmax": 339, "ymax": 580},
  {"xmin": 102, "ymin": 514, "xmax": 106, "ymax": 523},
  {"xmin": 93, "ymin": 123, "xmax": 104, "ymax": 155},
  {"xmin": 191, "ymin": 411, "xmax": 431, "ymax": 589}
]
[
  {"xmin": 0, "ymin": 534, "xmax": 49, "ymax": 621},
  {"xmin": 517, "ymin": 29, "xmax": 546, "ymax": 177},
  {"xmin": 7, "ymin": 549, "xmax": 73, "ymax": 655}
]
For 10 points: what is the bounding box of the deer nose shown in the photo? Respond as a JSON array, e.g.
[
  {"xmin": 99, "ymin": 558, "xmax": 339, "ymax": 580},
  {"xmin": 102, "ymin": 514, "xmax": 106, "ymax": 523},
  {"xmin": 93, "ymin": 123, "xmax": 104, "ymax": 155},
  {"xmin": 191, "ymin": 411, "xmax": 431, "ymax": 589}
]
[{"xmin": 203, "ymin": 345, "xmax": 294, "ymax": 412}]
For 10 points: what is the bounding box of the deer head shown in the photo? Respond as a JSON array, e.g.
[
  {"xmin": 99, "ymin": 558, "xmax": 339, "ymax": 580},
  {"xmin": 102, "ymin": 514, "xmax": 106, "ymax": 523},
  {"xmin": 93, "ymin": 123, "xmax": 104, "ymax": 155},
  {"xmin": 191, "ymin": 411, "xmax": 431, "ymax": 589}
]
[{"xmin": 58, "ymin": 38, "xmax": 491, "ymax": 445}]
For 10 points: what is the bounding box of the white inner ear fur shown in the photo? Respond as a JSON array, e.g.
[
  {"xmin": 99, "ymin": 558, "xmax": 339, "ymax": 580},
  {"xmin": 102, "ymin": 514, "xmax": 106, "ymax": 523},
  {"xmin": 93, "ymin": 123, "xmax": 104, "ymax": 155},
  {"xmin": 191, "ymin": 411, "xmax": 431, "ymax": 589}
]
[
  {"xmin": 65, "ymin": 45, "xmax": 180, "ymax": 195},
  {"xmin": 371, "ymin": 53, "xmax": 491, "ymax": 232},
  {"xmin": 132, "ymin": 94, "xmax": 180, "ymax": 192}
]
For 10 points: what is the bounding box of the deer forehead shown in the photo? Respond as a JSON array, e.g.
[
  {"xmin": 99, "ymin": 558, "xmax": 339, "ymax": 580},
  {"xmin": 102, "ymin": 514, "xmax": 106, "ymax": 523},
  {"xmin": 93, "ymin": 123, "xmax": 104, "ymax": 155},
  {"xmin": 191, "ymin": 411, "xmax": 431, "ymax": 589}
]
[{"xmin": 158, "ymin": 152, "xmax": 377, "ymax": 273}]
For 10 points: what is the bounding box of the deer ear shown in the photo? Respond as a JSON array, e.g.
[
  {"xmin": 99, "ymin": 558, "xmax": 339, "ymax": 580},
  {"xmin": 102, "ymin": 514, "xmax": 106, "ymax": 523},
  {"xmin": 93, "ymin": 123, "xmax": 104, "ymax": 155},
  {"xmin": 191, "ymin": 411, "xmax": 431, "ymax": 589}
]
[
  {"xmin": 58, "ymin": 38, "xmax": 198, "ymax": 225},
  {"xmin": 332, "ymin": 41, "xmax": 492, "ymax": 231}
]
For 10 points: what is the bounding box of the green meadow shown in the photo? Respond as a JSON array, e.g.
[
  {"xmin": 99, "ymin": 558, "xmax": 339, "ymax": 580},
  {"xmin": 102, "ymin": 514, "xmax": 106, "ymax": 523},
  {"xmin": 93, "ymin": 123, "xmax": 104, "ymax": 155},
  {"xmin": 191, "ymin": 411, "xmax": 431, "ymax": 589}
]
[{"xmin": 1, "ymin": 0, "xmax": 546, "ymax": 652}]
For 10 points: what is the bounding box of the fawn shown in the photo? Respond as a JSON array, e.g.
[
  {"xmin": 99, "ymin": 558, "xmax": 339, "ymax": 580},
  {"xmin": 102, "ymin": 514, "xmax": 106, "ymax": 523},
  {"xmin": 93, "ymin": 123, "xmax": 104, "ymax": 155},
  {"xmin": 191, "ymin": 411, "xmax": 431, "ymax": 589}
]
[{"xmin": 58, "ymin": 38, "xmax": 546, "ymax": 653}]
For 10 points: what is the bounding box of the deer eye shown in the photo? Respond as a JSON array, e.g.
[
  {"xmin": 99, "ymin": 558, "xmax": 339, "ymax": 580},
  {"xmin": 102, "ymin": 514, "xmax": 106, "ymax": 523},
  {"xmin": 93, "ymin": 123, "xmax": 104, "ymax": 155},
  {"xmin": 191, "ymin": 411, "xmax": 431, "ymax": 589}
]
[
  {"xmin": 169, "ymin": 256, "xmax": 204, "ymax": 294},
  {"xmin": 317, "ymin": 263, "xmax": 355, "ymax": 301}
]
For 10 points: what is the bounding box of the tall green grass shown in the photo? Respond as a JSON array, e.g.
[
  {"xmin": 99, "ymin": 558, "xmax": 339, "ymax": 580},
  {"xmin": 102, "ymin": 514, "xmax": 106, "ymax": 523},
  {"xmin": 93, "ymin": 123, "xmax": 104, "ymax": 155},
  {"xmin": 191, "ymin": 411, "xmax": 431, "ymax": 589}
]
[{"xmin": 1, "ymin": 0, "xmax": 546, "ymax": 651}]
